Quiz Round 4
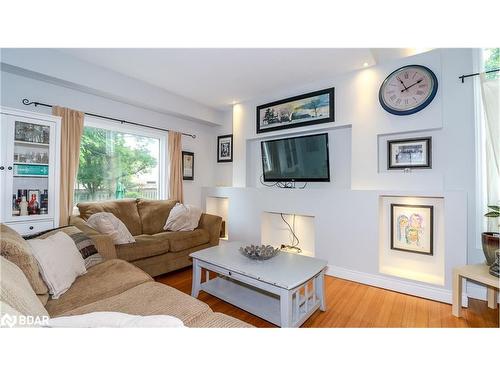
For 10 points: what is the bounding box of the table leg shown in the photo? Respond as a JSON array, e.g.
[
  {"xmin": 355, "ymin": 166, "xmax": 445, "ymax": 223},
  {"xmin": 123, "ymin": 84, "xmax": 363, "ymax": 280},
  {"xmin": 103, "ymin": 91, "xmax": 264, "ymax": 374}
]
[
  {"xmin": 452, "ymin": 270, "xmax": 462, "ymax": 317},
  {"xmin": 315, "ymin": 270, "xmax": 326, "ymax": 311},
  {"xmin": 280, "ymin": 289, "xmax": 293, "ymax": 328},
  {"xmin": 191, "ymin": 259, "xmax": 202, "ymax": 298},
  {"xmin": 487, "ymin": 287, "xmax": 498, "ymax": 309}
]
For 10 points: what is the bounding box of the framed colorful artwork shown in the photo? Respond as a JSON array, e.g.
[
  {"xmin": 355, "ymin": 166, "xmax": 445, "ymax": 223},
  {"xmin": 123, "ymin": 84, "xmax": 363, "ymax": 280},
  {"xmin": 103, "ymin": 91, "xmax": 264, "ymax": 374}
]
[
  {"xmin": 182, "ymin": 151, "xmax": 194, "ymax": 180},
  {"xmin": 387, "ymin": 137, "xmax": 431, "ymax": 169},
  {"xmin": 390, "ymin": 203, "xmax": 434, "ymax": 255},
  {"xmin": 256, "ymin": 87, "xmax": 335, "ymax": 134}
]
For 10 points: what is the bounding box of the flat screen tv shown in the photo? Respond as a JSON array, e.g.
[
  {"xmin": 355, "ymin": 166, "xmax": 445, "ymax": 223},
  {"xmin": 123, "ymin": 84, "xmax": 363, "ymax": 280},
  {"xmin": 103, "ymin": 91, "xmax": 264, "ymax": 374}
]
[{"xmin": 261, "ymin": 133, "xmax": 330, "ymax": 182}]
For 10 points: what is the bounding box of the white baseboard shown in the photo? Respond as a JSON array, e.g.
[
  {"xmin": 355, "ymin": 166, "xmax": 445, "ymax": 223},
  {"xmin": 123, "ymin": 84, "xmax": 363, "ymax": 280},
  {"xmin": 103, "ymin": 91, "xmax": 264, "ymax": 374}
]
[{"xmin": 326, "ymin": 265, "xmax": 469, "ymax": 306}]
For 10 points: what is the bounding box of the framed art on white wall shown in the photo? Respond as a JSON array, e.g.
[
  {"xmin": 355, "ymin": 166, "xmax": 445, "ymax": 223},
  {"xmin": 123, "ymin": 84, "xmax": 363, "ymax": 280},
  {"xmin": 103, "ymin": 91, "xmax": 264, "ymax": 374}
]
[
  {"xmin": 217, "ymin": 134, "xmax": 233, "ymax": 163},
  {"xmin": 390, "ymin": 203, "xmax": 434, "ymax": 255},
  {"xmin": 387, "ymin": 137, "xmax": 432, "ymax": 169}
]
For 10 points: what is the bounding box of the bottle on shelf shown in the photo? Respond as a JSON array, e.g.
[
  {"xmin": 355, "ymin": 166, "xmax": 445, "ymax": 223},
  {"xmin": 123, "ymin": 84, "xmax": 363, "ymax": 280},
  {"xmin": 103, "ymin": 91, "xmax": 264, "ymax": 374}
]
[{"xmin": 19, "ymin": 196, "xmax": 28, "ymax": 216}]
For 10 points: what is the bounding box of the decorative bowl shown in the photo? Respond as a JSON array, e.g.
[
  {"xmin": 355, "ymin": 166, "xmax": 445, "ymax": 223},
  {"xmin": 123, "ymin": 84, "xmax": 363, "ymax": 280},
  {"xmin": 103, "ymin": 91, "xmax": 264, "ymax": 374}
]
[{"xmin": 239, "ymin": 244, "xmax": 280, "ymax": 260}]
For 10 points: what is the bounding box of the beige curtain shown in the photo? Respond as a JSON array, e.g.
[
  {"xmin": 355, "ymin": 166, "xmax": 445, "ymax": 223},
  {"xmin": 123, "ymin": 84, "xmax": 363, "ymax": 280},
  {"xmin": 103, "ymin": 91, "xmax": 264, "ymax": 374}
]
[
  {"xmin": 480, "ymin": 73, "xmax": 500, "ymax": 231},
  {"xmin": 168, "ymin": 131, "xmax": 183, "ymax": 203},
  {"xmin": 52, "ymin": 106, "xmax": 84, "ymax": 226}
]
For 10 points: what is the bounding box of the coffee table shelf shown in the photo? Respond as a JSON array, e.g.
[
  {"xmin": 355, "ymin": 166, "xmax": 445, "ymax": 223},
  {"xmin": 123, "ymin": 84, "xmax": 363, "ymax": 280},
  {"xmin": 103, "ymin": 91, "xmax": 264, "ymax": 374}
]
[
  {"xmin": 190, "ymin": 241, "xmax": 327, "ymax": 327},
  {"xmin": 202, "ymin": 277, "xmax": 282, "ymax": 326}
]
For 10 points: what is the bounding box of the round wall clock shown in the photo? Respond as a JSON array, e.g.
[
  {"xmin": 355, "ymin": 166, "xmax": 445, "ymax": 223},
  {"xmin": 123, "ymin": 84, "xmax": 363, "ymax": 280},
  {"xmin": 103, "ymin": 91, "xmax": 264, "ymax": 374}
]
[{"xmin": 379, "ymin": 64, "xmax": 438, "ymax": 116}]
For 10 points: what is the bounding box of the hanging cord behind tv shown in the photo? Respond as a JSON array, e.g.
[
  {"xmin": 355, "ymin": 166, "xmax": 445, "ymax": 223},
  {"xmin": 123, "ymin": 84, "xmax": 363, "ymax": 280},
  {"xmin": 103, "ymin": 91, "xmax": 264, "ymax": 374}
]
[
  {"xmin": 280, "ymin": 213, "xmax": 301, "ymax": 253},
  {"xmin": 259, "ymin": 174, "xmax": 307, "ymax": 189}
]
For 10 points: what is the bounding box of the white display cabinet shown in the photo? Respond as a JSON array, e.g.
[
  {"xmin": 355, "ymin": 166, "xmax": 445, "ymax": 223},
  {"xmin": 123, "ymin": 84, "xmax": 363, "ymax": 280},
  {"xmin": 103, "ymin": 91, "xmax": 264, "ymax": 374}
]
[{"xmin": 0, "ymin": 106, "xmax": 61, "ymax": 234}]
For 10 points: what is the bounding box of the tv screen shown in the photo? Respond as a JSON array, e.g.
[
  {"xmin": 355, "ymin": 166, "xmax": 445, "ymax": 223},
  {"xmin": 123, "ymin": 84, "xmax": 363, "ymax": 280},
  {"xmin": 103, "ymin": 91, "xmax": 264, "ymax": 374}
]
[{"xmin": 261, "ymin": 133, "xmax": 330, "ymax": 182}]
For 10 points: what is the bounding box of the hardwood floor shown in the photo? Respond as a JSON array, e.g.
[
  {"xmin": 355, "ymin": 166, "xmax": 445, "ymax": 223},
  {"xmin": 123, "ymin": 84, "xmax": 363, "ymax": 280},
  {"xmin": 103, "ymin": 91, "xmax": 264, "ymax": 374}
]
[{"xmin": 155, "ymin": 267, "xmax": 499, "ymax": 328}]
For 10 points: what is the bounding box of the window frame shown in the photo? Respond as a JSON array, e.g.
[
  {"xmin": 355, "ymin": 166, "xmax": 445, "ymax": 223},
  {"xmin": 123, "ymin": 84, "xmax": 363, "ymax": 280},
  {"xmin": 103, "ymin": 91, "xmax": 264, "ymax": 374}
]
[{"xmin": 77, "ymin": 117, "xmax": 167, "ymax": 202}]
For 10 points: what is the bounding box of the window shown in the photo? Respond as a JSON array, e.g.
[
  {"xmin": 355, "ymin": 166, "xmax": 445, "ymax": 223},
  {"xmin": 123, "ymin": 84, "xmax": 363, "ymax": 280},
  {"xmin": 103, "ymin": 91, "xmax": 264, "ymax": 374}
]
[
  {"xmin": 475, "ymin": 48, "xmax": 499, "ymax": 245},
  {"xmin": 74, "ymin": 119, "xmax": 166, "ymax": 205}
]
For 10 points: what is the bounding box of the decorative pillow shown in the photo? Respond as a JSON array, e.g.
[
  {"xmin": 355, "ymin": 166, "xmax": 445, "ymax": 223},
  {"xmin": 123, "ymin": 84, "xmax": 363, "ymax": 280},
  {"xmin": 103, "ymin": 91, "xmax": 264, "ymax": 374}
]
[
  {"xmin": 0, "ymin": 224, "xmax": 49, "ymax": 296},
  {"xmin": 24, "ymin": 226, "xmax": 104, "ymax": 270},
  {"xmin": 86, "ymin": 213, "xmax": 136, "ymax": 245},
  {"xmin": 164, "ymin": 203, "xmax": 202, "ymax": 232},
  {"xmin": 43, "ymin": 311, "xmax": 185, "ymax": 328},
  {"xmin": 0, "ymin": 256, "xmax": 49, "ymax": 318},
  {"xmin": 28, "ymin": 232, "xmax": 87, "ymax": 299}
]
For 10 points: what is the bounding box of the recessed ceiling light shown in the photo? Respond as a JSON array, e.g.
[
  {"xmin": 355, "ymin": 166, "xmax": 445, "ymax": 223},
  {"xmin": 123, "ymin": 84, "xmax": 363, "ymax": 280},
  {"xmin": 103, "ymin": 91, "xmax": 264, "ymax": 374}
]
[{"xmin": 363, "ymin": 62, "xmax": 369, "ymax": 67}]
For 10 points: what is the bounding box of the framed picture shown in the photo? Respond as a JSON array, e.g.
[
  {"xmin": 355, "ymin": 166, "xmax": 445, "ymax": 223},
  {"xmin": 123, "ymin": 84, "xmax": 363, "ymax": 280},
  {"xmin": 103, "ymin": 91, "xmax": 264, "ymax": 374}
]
[
  {"xmin": 387, "ymin": 137, "xmax": 431, "ymax": 169},
  {"xmin": 256, "ymin": 87, "xmax": 335, "ymax": 134},
  {"xmin": 182, "ymin": 151, "xmax": 194, "ymax": 180},
  {"xmin": 27, "ymin": 189, "xmax": 40, "ymax": 204},
  {"xmin": 217, "ymin": 134, "xmax": 233, "ymax": 163},
  {"xmin": 390, "ymin": 204, "xmax": 434, "ymax": 255}
]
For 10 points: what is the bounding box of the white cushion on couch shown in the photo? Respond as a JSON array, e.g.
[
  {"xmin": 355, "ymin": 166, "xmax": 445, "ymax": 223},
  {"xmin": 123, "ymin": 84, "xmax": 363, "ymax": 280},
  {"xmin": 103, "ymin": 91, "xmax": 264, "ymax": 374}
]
[
  {"xmin": 28, "ymin": 232, "xmax": 87, "ymax": 299},
  {"xmin": 163, "ymin": 203, "xmax": 202, "ymax": 232},
  {"xmin": 45, "ymin": 311, "xmax": 185, "ymax": 328},
  {"xmin": 86, "ymin": 212, "xmax": 135, "ymax": 245}
]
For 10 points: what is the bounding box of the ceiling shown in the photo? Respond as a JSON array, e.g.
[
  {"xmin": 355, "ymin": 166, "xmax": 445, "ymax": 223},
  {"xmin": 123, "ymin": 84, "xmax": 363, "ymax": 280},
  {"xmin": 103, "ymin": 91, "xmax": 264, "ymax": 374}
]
[{"xmin": 58, "ymin": 48, "xmax": 427, "ymax": 110}]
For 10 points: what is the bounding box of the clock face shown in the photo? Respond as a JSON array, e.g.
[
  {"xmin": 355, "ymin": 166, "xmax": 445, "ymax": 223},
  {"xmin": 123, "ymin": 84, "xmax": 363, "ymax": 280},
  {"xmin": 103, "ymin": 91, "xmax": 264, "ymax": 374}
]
[{"xmin": 379, "ymin": 65, "xmax": 438, "ymax": 115}]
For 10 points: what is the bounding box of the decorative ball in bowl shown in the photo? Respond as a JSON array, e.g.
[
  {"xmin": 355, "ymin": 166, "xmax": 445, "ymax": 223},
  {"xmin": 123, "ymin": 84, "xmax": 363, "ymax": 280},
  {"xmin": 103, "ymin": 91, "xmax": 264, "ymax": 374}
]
[{"xmin": 239, "ymin": 245, "xmax": 280, "ymax": 260}]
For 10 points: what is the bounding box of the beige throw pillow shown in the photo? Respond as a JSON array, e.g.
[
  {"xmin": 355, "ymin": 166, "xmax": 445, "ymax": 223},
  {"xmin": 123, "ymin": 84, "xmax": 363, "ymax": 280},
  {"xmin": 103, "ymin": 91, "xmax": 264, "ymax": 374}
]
[
  {"xmin": 86, "ymin": 212, "xmax": 135, "ymax": 245},
  {"xmin": 28, "ymin": 232, "xmax": 87, "ymax": 299},
  {"xmin": 163, "ymin": 203, "xmax": 202, "ymax": 232}
]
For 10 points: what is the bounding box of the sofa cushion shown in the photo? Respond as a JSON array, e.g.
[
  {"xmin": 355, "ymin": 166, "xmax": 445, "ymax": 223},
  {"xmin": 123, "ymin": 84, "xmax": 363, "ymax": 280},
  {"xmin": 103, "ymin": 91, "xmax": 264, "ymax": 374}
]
[
  {"xmin": 137, "ymin": 198, "xmax": 177, "ymax": 235},
  {"xmin": 77, "ymin": 199, "xmax": 142, "ymax": 236},
  {"xmin": 0, "ymin": 224, "xmax": 48, "ymax": 296},
  {"xmin": 55, "ymin": 281, "xmax": 212, "ymax": 326},
  {"xmin": 24, "ymin": 225, "xmax": 104, "ymax": 270},
  {"xmin": 163, "ymin": 229, "xmax": 210, "ymax": 253},
  {"xmin": 187, "ymin": 312, "xmax": 253, "ymax": 328},
  {"xmin": 0, "ymin": 256, "xmax": 49, "ymax": 318},
  {"xmin": 45, "ymin": 259, "xmax": 152, "ymax": 317},
  {"xmin": 115, "ymin": 234, "xmax": 170, "ymax": 262}
]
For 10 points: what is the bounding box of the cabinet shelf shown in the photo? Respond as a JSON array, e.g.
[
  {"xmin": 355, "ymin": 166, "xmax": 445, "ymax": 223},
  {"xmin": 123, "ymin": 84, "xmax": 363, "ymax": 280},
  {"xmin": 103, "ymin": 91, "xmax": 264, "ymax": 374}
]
[
  {"xmin": 14, "ymin": 162, "xmax": 49, "ymax": 166},
  {"xmin": 14, "ymin": 140, "xmax": 50, "ymax": 147},
  {"xmin": 13, "ymin": 175, "xmax": 48, "ymax": 178}
]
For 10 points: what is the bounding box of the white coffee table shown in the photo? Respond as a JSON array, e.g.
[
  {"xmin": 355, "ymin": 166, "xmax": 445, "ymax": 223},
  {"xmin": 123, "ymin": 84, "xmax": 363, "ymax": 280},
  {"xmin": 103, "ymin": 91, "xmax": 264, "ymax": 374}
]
[{"xmin": 190, "ymin": 241, "xmax": 327, "ymax": 328}]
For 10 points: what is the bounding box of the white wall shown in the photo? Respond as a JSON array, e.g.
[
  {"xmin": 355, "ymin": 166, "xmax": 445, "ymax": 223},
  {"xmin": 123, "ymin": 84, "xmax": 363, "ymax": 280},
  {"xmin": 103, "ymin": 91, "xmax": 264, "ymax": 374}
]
[
  {"xmin": 0, "ymin": 48, "xmax": 225, "ymax": 126},
  {"xmin": 207, "ymin": 48, "xmax": 479, "ymax": 302},
  {"xmin": 0, "ymin": 70, "xmax": 218, "ymax": 207}
]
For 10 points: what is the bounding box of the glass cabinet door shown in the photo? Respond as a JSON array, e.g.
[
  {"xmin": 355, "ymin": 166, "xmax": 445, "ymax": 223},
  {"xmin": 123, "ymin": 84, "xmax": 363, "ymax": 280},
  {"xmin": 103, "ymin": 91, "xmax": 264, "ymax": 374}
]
[{"xmin": 10, "ymin": 119, "xmax": 51, "ymax": 219}]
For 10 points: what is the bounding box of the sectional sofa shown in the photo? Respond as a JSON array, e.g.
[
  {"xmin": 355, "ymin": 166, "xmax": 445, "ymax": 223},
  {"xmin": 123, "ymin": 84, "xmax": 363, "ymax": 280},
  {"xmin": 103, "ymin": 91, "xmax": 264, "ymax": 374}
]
[{"xmin": 0, "ymin": 224, "xmax": 251, "ymax": 328}]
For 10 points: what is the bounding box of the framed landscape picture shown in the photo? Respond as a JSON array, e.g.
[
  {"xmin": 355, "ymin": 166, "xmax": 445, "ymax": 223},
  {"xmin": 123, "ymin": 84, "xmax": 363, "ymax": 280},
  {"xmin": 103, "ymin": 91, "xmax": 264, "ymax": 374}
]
[
  {"xmin": 217, "ymin": 134, "xmax": 233, "ymax": 163},
  {"xmin": 390, "ymin": 204, "xmax": 434, "ymax": 255},
  {"xmin": 256, "ymin": 87, "xmax": 335, "ymax": 134},
  {"xmin": 387, "ymin": 137, "xmax": 432, "ymax": 169},
  {"xmin": 182, "ymin": 151, "xmax": 194, "ymax": 180}
]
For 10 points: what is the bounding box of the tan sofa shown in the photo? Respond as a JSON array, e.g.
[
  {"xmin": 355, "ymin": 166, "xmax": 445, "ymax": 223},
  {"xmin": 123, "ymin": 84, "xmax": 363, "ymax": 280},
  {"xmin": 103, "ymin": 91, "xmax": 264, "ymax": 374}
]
[
  {"xmin": 0, "ymin": 224, "xmax": 251, "ymax": 328},
  {"xmin": 69, "ymin": 198, "xmax": 222, "ymax": 277}
]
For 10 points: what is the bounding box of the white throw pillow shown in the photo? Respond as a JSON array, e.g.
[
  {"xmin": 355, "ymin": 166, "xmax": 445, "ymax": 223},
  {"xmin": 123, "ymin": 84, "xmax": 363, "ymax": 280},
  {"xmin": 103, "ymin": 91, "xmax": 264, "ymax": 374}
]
[
  {"xmin": 44, "ymin": 312, "xmax": 185, "ymax": 328},
  {"xmin": 28, "ymin": 232, "xmax": 87, "ymax": 299},
  {"xmin": 86, "ymin": 212, "xmax": 135, "ymax": 245},
  {"xmin": 163, "ymin": 203, "xmax": 202, "ymax": 232}
]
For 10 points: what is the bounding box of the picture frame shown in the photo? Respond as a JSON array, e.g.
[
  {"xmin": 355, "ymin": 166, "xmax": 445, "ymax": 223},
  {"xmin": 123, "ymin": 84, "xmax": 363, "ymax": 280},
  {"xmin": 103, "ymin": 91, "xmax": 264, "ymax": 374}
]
[
  {"xmin": 27, "ymin": 189, "xmax": 40, "ymax": 204},
  {"xmin": 390, "ymin": 203, "xmax": 434, "ymax": 255},
  {"xmin": 256, "ymin": 87, "xmax": 335, "ymax": 134},
  {"xmin": 182, "ymin": 151, "xmax": 194, "ymax": 180},
  {"xmin": 387, "ymin": 137, "xmax": 432, "ymax": 169},
  {"xmin": 217, "ymin": 134, "xmax": 233, "ymax": 163}
]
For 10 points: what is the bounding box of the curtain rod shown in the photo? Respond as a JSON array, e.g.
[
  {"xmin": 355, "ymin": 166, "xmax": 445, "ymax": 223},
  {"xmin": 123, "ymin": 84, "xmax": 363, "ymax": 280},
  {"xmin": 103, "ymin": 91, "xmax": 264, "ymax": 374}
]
[
  {"xmin": 459, "ymin": 68, "xmax": 499, "ymax": 83},
  {"xmin": 21, "ymin": 98, "xmax": 196, "ymax": 138}
]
